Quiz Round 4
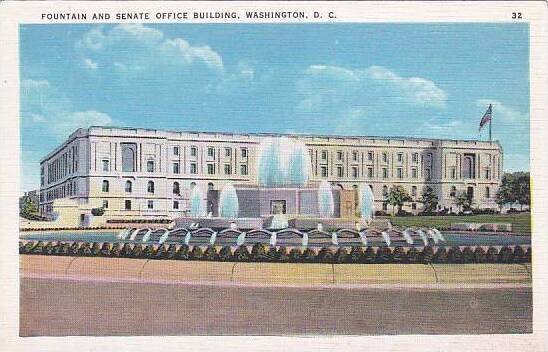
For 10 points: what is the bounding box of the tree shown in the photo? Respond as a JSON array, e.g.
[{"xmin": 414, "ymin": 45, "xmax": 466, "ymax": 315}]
[
  {"xmin": 20, "ymin": 198, "xmax": 38, "ymax": 218},
  {"xmin": 515, "ymin": 172, "xmax": 530, "ymax": 211},
  {"xmin": 455, "ymin": 191, "xmax": 472, "ymax": 212},
  {"xmin": 386, "ymin": 185, "xmax": 412, "ymax": 214},
  {"xmin": 495, "ymin": 172, "xmax": 530, "ymax": 211},
  {"xmin": 420, "ymin": 186, "xmax": 438, "ymax": 213}
]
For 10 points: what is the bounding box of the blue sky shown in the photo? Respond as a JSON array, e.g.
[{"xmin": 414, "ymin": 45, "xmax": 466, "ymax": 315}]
[{"xmin": 20, "ymin": 23, "xmax": 530, "ymax": 191}]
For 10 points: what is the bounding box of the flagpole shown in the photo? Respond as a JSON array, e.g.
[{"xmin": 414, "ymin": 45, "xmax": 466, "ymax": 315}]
[{"xmin": 489, "ymin": 104, "xmax": 492, "ymax": 143}]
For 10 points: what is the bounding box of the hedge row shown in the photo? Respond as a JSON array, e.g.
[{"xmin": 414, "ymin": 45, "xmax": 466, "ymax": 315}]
[
  {"xmin": 19, "ymin": 226, "xmax": 126, "ymax": 232},
  {"xmin": 19, "ymin": 241, "xmax": 531, "ymax": 264},
  {"xmin": 106, "ymin": 219, "xmax": 172, "ymax": 224}
]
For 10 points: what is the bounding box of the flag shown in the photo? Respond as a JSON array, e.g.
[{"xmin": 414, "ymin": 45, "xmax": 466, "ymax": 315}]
[{"xmin": 479, "ymin": 104, "xmax": 492, "ymax": 131}]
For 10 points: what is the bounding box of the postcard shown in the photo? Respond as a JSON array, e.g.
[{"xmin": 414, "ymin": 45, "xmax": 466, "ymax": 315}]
[{"xmin": 1, "ymin": 1, "xmax": 547, "ymax": 351}]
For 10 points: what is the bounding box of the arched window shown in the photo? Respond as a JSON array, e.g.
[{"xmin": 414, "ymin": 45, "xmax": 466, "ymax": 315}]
[
  {"xmin": 102, "ymin": 180, "xmax": 109, "ymax": 192},
  {"xmin": 190, "ymin": 182, "xmax": 196, "ymax": 189},
  {"xmin": 207, "ymin": 182, "xmax": 214, "ymax": 191},
  {"xmin": 463, "ymin": 156, "xmax": 474, "ymax": 179},
  {"xmin": 147, "ymin": 181, "xmax": 155, "ymax": 193},
  {"xmin": 411, "ymin": 186, "xmax": 417, "ymax": 197},
  {"xmin": 125, "ymin": 180, "xmax": 132, "ymax": 193},
  {"xmin": 173, "ymin": 182, "xmax": 180, "ymax": 195},
  {"xmin": 485, "ymin": 186, "xmax": 490, "ymax": 198},
  {"xmin": 382, "ymin": 185, "xmax": 388, "ymax": 197},
  {"xmin": 121, "ymin": 143, "xmax": 136, "ymax": 172},
  {"xmin": 450, "ymin": 186, "xmax": 457, "ymax": 198}
]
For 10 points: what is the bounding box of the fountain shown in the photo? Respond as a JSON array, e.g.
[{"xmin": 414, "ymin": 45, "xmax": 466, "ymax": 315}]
[
  {"xmin": 218, "ymin": 184, "xmax": 239, "ymax": 218},
  {"xmin": 381, "ymin": 231, "xmax": 391, "ymax": 246},
  {"xmin": 402, "ymin": 229, "xmax": 414, "ymax": 245},
  {"xmin": 189, "ymin": 186, "xmax": 206, "ymax": 217},
  {"xmin": 417, "ymin": 230, "xmax": 429, "ymax": 246},
  {"xmin": 258, "ymin": 137, "xmax": 311, "ymax": 187},
  {"xmin": 359, "ymin": 184, "xmax": 375, "ymax": 223},
  {"xmin": 318, "ymin": 180, "xmax": 335, "ymax": 218}
]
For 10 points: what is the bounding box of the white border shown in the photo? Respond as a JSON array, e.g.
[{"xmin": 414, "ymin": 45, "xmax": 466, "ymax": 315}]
[{"xmin": 1, "ymin": 1, "xmax": 546, "ymax": 351}]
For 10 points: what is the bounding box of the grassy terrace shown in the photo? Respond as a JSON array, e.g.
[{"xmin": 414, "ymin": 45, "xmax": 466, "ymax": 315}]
[{"xmin": 384, "ymin": 213, "xmax": 531, "ymax": 234}]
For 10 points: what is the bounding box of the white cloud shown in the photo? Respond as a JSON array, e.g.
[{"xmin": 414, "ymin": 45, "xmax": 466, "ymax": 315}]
[
  {"xmin": 300, "ymin": 64, "xmax": 447, "ymax": 109},
  {"xmin": 83, "ymin": 58, "xmax": 98, "ymax": 70},
  {"xmin": 78, "ymin": 24, "xmax": 224, "ymax": 73},
  {"xmin": 50, "ymin": 110, "xmax": 113, "ymax": 137},
  {"xmin": 476, "ymin": 99, "xmax": 527, "ymax": 122}
]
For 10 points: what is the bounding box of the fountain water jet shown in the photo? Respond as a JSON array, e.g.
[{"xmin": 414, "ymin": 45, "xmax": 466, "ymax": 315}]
[
  {"xmin": 381, "ymin": 231, "xmax": 391, "ymax": 246},
  {"xmin": 258, "ymin": 137, "xmax": 311, "ymax": 187},
  {"xmin": 417, "ymin": 230, "xmax": 429, "ymax": 246},
  {"xmin": 359, "ymin": 184, "xmax": 375, "ymax": 222},
  {"xmin": 402, "ymin": 229, "xmax": 414, "ymax": 245},
  {"xmin": 318, "ymin": 180, "xmax": 335, "ymax": 218},
  {"xmin": 218, "ymin": 184, "xmax": 239, "ymax": 218},
  {"xmin": 189, "ymin": 186, "xmax": 206, "ymax": 217}
]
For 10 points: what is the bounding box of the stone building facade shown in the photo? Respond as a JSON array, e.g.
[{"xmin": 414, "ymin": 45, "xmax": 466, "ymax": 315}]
[{"xmin": 39, "ymin": 126, "xmax": 503, "ymax": 219}]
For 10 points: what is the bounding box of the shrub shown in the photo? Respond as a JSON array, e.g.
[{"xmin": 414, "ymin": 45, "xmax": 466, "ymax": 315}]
[
  {"xmin": 349, "ymin": 247, "xmax": 364, "ymax": 263},
  {"xmin": 43, "ymin": 242, "xmax": 55, "ymax": 255},
  {"xmin": 420, "ymin": 246, "xmax": 434, "ymax": 264},
  {"xmin": 91, "ymin": 207, "xmax": 105, "ymax": 216},
  {"xmin": 288, "ymin": 248, "xmax": 302, "ymax": 262},
  {"xmin": 462, "ymin": 247, "xmax": 475, "ymax": 263},
  {"xmin": 407, "ymin": 247, "xmax": 420, "ymax": 263},
  {"xmin": 447, "ymin": 247, "xmax": 463, "ymax": 264},
  {"xmin": 335, "ymin": 248, "xmax": 349, "ymax": 263},
  {"xmin": 474, "ymin": 247, "xmax": 486, "ymax": 263},
  {"xmin": 166, "ymin": 244, "xmax": 178, "ymax": 260},
  {"xmin": 396, "ymin": 210, "xmax": 414, "ymax": 217},
  {"xmin": 302, "ymin": 248, "xmax": 316, "ymax": 263},
  {"xmin": 251, "ymin": 243, "xmax": 268, "ymax": 262},
  {"xmin": 176, "ymin": 245, "xmax": 190, "ymax": 260},
  {"xmin": 315, "ymin": 247, "xmax": 333, "ymax": 263},
  {"xmin": 142, "ymin": 245, "xmax": 155, "ymax": 258},
  {"xmin": 91, "ymin": 242, "xmax": 101, "ymax": 256},
  {"xmin": 433, "ymin": 247, "xmax": 447, "ymax": 263},
  {"xmin": 485, "ymin": 247, "xmax": 499, "ymax": 263},
  {"xmin": 31, "ymin": 241, "xmax": 45, "ymax": 254},
  {"xmin": 22, "ymin": 241, "xmax": 35, "ymax": 254},
  {"xmin": 363, "ymin": 246, "xmax": 376, "ymax": 263},
  {"xmin": 266, "ymin": 246, "xmax": 279, "ymax": 262},
  {"xmin": 277, "ymin": 247, "xmax": 290, "ymax": 262},
  {"xmin": 19, "ymin": 241, "xmax": 24, "ymax": 254},
  {"xmin": 69, "ymin": 242, "xmax": 80, "ymax": 256},
  {"xmin": 217, "ymin": 246, "xmax": 232, "ymax": 261},
  {"xmin": 121, "ymin": 243, "xmax": 133, "ymax": 257},
  {"xmin": 376, "ymin": 247, "xmax": 392, "ymax": 264},
  {"xmin": 203, "ymin": 246, "xmax": 218, "ymax": 261},
  {"xmin": 513, "ymin": 246, "xmax": 526, "ymax": 263},
  {"xmin": 233, "ymin": 245, "xmax": 250, "ymax": 262},
  {"xmin": 100, "ymin": 243, "xmax": 112, "ymax": 257},
  {"xmin": 110, "ymin": 243, "xmax": 121, "ymax": 257},
  {"xmin": 190, "ymin": 246, "xmax": 204, "ymax": 260},
  {"xmin": 525, "ymin": 247, "xmax": 531, "ymax": 262},
  {"xmin": 392, "ymin": 246, "xmax": 407, "ymax": 263},
  {"xmin": 497, "ymin": 246, "xmax": 514, "ymax": 263},
  {"xmin": 154, "ymin": 245, "xmax": 169, "ymax": 259},
  {"xmin": 78, "ymin": 242, "xmax": 92, "ymax": 256},
  {"xmin": 131, "ymin": 244, "xmax": 144, "ymax": 258}
]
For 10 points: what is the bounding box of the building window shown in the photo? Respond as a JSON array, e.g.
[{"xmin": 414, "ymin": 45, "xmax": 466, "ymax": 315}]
[
  {"xmin": 173, "ymin": 146, "xmax": 179, "ymax": 155},
  {"xmin": 382, "ymin": 168, "xmax": 388, "ymax": 179},
  {"xmin": 337, "ymin": 151, "xmax": 343, "ymax": 160},
  {"xmin": 321, "ymin": 150, "xmax": 328, "ymax": 160},
  {"xmin": 147, "ymin": 181, "xmax": 155, "ymax": 193},
  {"xmin": 125, "ymin": 180, "xmax": 132, "ymax": 193},
  {"xmin": 102, "ymin": 180, "xmax": 109, "ymax": 192},
  {"xmin": 450, "ymin": 186, "xmax": 457, "ymax": 198},
  {"xmin": 147, "ymin": 200, "xmax": 154, "ymax": 209},
  {"xmin": 121, "ymin": 143, "xmax": 136, "ymax": 172},
  {"xmin": 173, "ymin": 162, "xmax": 180, "ymax": 174},
  {"xmin": 485, "ymin": 169, "xmax": 491, "ymax": 179},
  {"xmin": 411, "ymin": 186, "xmax": 417, "ymax": 197},
  {"xmin": 382, "ymin": 185, "xmax": 389, "ymax": 197},
  {"xmin": 382, "ymin": 203, "xmax": 388, "ymax": 211},
  {"xmin": 337, "ymin": 166, "xmax": 344, "ymax": 178},
  {"xmin": 352, "ymin": 167, "xmax": 358, "ymax": 179},
  {"xmin": 208, "ymin": 182, "xmax": 214, "ymax": 191},
  {"xmin": 125, "ymin": 200, "xmax": 131, "ymax": 210},
  {"xmin": 190, "ymin": 163, "xmax": 198, "ymax": 174},
  {"xmin": 485, "ymin": 187, "xmax": 490, "ymax": 198},
  {"xmin": 173, "ymin": 182, "xmax": 180, "ymax": 195},
  {"xmin": 425, "ymin": 169, "xmax": 431, "ymax": 181},
  {"xmin": 352, "ymin": 151, "xmax": 358, "ymax": 161},
  {"xmin": 382, "ymin": 153, "xmax": 388, "ymax": 163},
  {"xmin": 240, "ymin": 164, "xmax": 248, "ymax": 175},
  {"xmin": 411, "ymin": 168, "xmax": 418, "ymax": 179},
  {"xmin": 368, "ymin": 152, "xmax": 374, "ymax": 161},
  {"xmin": 451, "ymin": 167, "xmax": 457, "ymax": 179},
  {"xmin": 207, "ymin": 163, "xmax": 215, "ymax": 175},
  {"xmin": 397, "ymin": 168, "xmax": 403, "ymax": 179},
  {"xmin": 146, "ymin": 160, "xmax": 154, "ymax": 173},
  {"xmin": 190, "ymin": 147, "xmax": 198, "ymax": 157},
  {"xmin": 102, "ymin": 200, "xmax": 109, "ymax": 209},
  {"xmin": 368, "ymin": 167, "xmax": 374, "ymax": 178},
  {"xmin": 412, "ymin": 203, "xmax": 417, "ymax": 210},
  {"xmin": 320, "ymin": 166, "xmax": 328, "ymax": 177},
  {"xmin": 225, "ymin": 148, "xmax": 231, "ymax": 157},
  {"xmin": 173, "ymin": 201, "xmax": 179, "ymax": 210},
  {"xmin": 224, "ymin": 164, "xmax": 232, "ymax": 175},
  {"xmin": 207, "ymin": 147, "xmax": 215, "ymax": 158},
  {"xmin": 412, "ymin": 153, "xmax": 418, "ymax": 163},
  {"xmin": 241, "ymin": 148, "xmax": 248, "ymax": 158},
  {"xmin": 397, "ymin": 153, "xmax": 403, "ymax": 162},
  {"xmin": 102, "ymin": 159, "xmax": 109, "ymax": 172}
]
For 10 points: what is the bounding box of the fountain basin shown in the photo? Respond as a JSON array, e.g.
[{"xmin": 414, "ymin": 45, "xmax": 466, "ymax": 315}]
[
  {"xmin": 174, "ymin": 217, "xmax": 264, "ymax": 231},
  {"xmin": 289, "ymin": 218, "xmax": 363, "ymax": 231}
]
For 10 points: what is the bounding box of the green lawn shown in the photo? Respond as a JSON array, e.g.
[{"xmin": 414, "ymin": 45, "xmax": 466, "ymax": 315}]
[{"xmin": 384, "ymin": 212, "xmax": 531, "ymax": 234}]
